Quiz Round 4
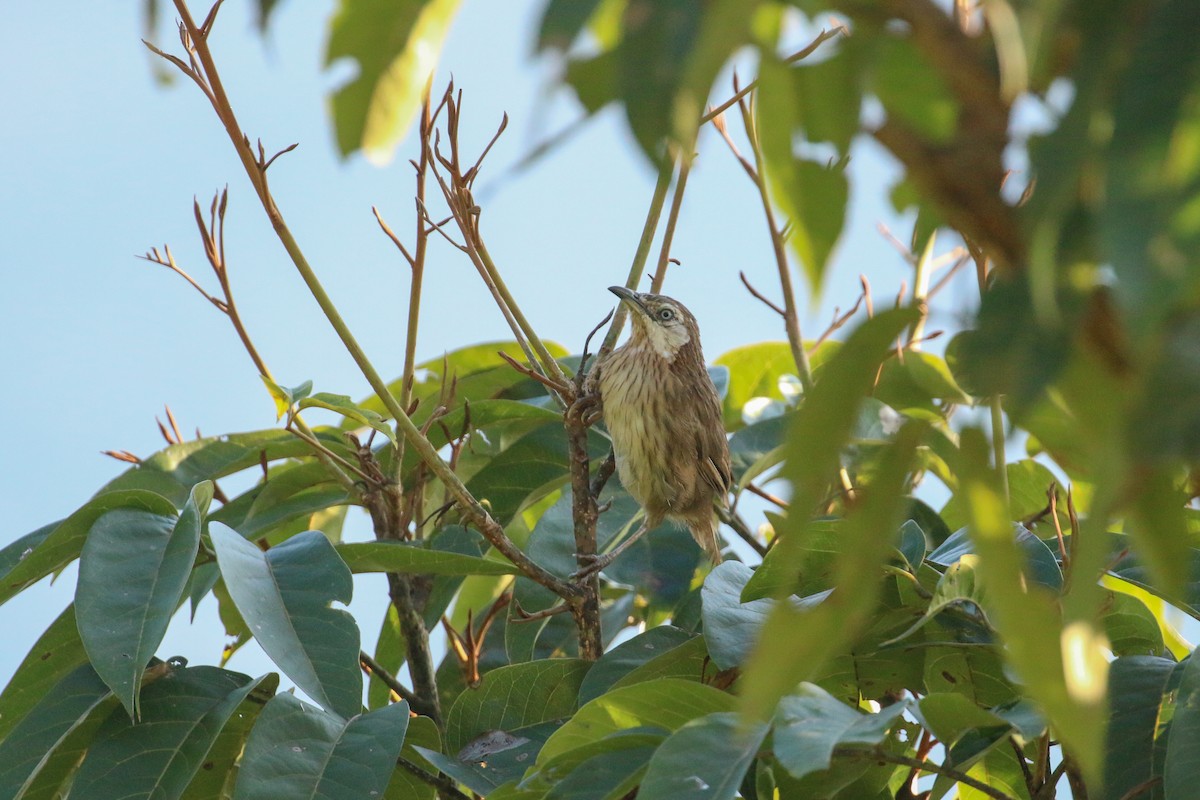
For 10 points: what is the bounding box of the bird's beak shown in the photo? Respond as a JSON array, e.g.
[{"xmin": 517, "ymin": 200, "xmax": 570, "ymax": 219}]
[{"xmin": 608, "ymin": 285, "xmax": 648, "ymax": 316}]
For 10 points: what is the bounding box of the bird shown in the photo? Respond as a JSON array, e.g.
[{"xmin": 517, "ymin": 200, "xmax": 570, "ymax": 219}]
[{"xmin": 574, "ymin": 286, "xmax": 732, "ymax": 579}]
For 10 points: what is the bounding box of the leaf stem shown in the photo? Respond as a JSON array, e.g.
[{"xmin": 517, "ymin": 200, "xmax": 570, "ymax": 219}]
[{"xmin": 832, "ymin": 746, "xmax": 1019, "ymax": 800}]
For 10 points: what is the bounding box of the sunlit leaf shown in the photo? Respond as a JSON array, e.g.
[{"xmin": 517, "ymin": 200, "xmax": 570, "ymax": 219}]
[
  {"xmin": 639, "ymin": 712, "xmax": 768, "ymax": 799},
  {"xmin": 326, "ymin": 0, "xmax": 462, "ymax": 163}
]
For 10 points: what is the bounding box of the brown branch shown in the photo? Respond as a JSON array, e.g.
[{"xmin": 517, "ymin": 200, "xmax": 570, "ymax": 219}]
[
  {"xmin": 359, "ymin": 649, "xmax": 418, "ymax": 706},
  {"xmin": 649, "ymin": 157, "xmax": 691, "ymax": 294},
  {"xmin": 395, "ymin": 756, "xmax": 471, "ymax": 800},
  {"xmin": 739, "ymin": 271, "xmax": 786, "ymax": 317}
]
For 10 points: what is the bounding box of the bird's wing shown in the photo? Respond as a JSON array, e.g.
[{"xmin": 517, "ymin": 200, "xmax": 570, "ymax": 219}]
[{"xmin": 694, "ymin": 385, "xmax": 733, "ymax": 499}]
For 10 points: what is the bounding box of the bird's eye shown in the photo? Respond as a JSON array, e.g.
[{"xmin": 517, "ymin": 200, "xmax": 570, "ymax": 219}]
[{"xmin": 658, "ymin": 308, "xmax": 675, "ymax": 321}]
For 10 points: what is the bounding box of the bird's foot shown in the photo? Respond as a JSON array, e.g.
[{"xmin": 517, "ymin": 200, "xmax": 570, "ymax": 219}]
[
  {"xmin": 571, "ymin": 552, "xmax": 615, "ymax": 582},
  {"xmin": 568, "ymin": 392, "xmax": 602, "ymax": 427}
]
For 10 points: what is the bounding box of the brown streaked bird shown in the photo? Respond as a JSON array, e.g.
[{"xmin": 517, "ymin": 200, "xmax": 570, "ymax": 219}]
[{"xmin": 575, "ymin": 286, "xmax": 732, "ymax": 578}]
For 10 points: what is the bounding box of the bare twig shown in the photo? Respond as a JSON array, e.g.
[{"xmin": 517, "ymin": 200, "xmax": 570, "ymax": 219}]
[
  {"xmin": 739, "ymin": 271, "xmax": 786, "ymax": 317},
  {"xmin": 833, "ymin": 747, "xmax": 1019, "ymax": 800},
  {"xmin": 649, "ymin": 158, "xmax": 691, "ymax": 294}
]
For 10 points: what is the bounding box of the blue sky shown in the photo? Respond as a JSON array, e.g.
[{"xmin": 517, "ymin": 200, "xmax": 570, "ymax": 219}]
[{"xmin": 0, "ymin": 1, "xmax": 963, "ymax": 688}]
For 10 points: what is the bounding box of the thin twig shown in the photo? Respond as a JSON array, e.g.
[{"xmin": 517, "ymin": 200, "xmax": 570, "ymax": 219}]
[
  {"xmin": 739, "ymin": 271, "xmax": 786, "ymax": 317},
  {"xmin": 359, "ymin": 649, "xmax": 418, "ymax": 706},
  {"xmin": 395, "ymin": 756, "xmax": 471, "ymax": 800},
  {"xmin": 650, "ymin": 158, "xmax": 691, "ymax": 294},
  {"xmin": 701, "ymin": 25, "xmax": 847, "ymax": 123},
  {"xmin": 832, "ymin": 747, "xmax": 1019, "ymax": 800}
]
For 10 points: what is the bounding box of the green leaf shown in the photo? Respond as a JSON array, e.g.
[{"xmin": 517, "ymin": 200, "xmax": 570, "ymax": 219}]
[
  {"xmin": 609, "ymin": 635, "xmax": 712, "ymax": 692},
  {"xmin": 1166, "ymin": 652, "xmax": 1200, "ymax": 799},
  {"xmin": 0, "ymin": 663, "xmax": 111, "ymax": 798},
  {"xmin": 538, "ymin": 679, "xmax": 735, "ymax": 764},
  {"xmin": 773, "ymin": 683, "xmax": 910, "ymax": 781},
  {"xmin": 904, "ymin": 351, "xmax": 972, "ymax": 403},
  {"xmin": 638, "ymin": 712, "xmax": 768, "ymax": 800},
  {"xmin": 536, "ymin": 0, "xmax": 604, "ymax": 51},
  {"xmin": 957, "ymin": 428, "xmax": 1106, "ymax": 782},
  {"xmin": 300, "ymin": 392, "xmax": 394, "ymax": 441},
  {"xmin": 326, "ymin": 0, "xmax": 462, "ymax": 162},
  {"xmin": 1103, "ymin": 590, "xmax": 1166, "ymax": 657},
  {"xmin": 758, "ymin": 52, "xmax": 849, "ymax": 289},
  {"xmin": 1102, "ymin": 0, "xmax": 1200, "ymax": 338},
  {"xmin": 0, "ymin": 604, "xmax": 88, "ymax": 745},
  {"xmin": 336, "ymin": 541, "xmax": 520, "ymax": 576},
  {"xmin": 465, "ymin": 423, "xmax": 581, "ymax": 525},
  {"xmin": 928, "ymin": 524, "xmax": 1063, "ymax": 593},
  {"xmin": 385, "ymin": 714, "xmax": 441, "ymax": 800},
  {"xmin": 181, "ymin": 674, "xmax": 278, "ymax": 800},
  {"xmin": 617, "ymin": 0, "xmax": 753, "ymax": 163},
  {"xmin": 445, "ymin": 659, "xmax": 591, "ymax": 753},
  {"xmin": 76, "ymin": 483, "xmax": 209, "ymax": 719},
  {"xmin": 712, "ymin": 342, "xmax": 796, "ymax": 429},
  {"xmin": 870, "ymin": 34, "xmax": 959, "ymax": 143},
  {"xmin": 789, "ymin": 42, "xmax": 860, "ymax": 156},
  {"xmin": 0, "ymin": 490, "xmax": 178, "ymax": 607},
  {"xmin": 940, "ymin": 459, "xmax": 1070, "ymax": 537},
  {"xmin": 702, "ymin": 561, "xmax": 788, "ymax": 670},
  {"xmin": 1126, "ymin": 466, "xmax": 1193, "ymax": 607},
  {"xmin": 527, "ymin": 727, "xmax": 666, "ymax": 800},
  {"xmin": 742, "ymin": 518, "xmax": 842, "ymax": 601},
  {"xmin": 740, "ymin": 420, "xmax": 925, "ymax": 722},
  {"xmin": 1105, "ymin": 656, "xmax": 1176, "ymax": 799},
  {"xmin": 418, "ymin": 723, "xmax": 561, "ymax": 794},
  {"xmin": 209, "ymin": 524, "xmax": 362, "ymax": 719},
  {"xmin": 71, "ymin": 666, "xmax": 269, "ymax": 797},
  {"xmin": 262, "ymin": 377, "xmax": 313, "ymax": 420},
  {"xmin": 100, "ymin": 429, "xmax": 351, "ymax": 506},
  {"xmin": 235, "ymin": 694, "xmax": 410, "ymax": 799},
  {"xmin": 579, "ymin": 627, "xmax": 696, "ymax": 705}
]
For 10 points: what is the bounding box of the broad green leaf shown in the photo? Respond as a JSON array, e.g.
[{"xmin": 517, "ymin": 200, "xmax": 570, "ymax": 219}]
[
  {"xmin": 940, "ymin": 459, "xmax": 1070, "ymax": 536},
  {"xmin": 728, "ymin": 412, "xmax": 790, "ymax": 481},
  {"xmin": 445, "ymin": 659, "xmax": 591, "ymax": 753},
  {"xmin": 465, "ymin": 423, "xmax": 577, "ymax": 525},
  {"xmin": 773, "ymin": 683, "xmax": 910, "ymax": 781},
  {"xmin": 210, "ymin": 460, "xmax": 352, "ymax": 541},
  {"xmin": 70, "ymin": 666, "xmax": 268, "ymax": 798},
  {"xmin": 337, "ymin": 541, "xmax": 520, "ymax": 576},
  {"xmin": 1102, "ymin": 0, "xmax": 1200, "ymax": 338},
  {"xmin": 418, "ymin": 720, "xmax": 560, "ymax": 794},
  {"xmin": 870, "ymin": 34, "xmax": 959, "ymax": 143},
  {"xmin": 1103, "ymin": 590, "xmax": 1166, "ymax": 657},
  {"xmin": 536, "ymin": 0, "xmax": 604, "ymax": 51},
  {"xmin": 742, "ymin": 518, "xmax": 842, "ymax": 601},
  {"xmin": 100, "ymin": 429, "xmax": 350, "ymax": 505},
  {"xmin": 928, "ymin": 524, "xmax": 1063, "ymax": 592},
  {"xmin": 609, "ymin": 635, "xmax": 712, "ymax": 692},
  {"xmin": 76, "ymin": 482, "xmax": 209, "ymax": 718},
  {"xmin": 904, "ymin": 351, "xmax": 972, "ymax": 403},
  {"xmin": 758, "ymin": 52, "xmax": 849, "ymax": 289},
  {"xmin": 530, "ymin": 728, "xmax": 666, "ymax": 800},
  {"xmin": 299, "ymin": 391, "xmax": 394, "ymax": 441},
  {"xmin": 326, "ymin": 0, "xmax": 462, "ymax": 162},
  {"xmin": 713, "ymin": 342, "xmax": 796, "ymax": 429},
  {"xmin": 385, "ymin": 714, "xmax": 441, "ymax": 800},
  {"xmin": 0, "ymin": 490, "xmax": 178, "ymax": 607},
  {"xmin": 740, "ymin": 421, "xmax": 924, "ymax": 722},
  {"xmin": 638, "ymin": 712, "xmax": 768, "ymax": 800},
  {"xmin": 538, "ymin": 679, "xmax": 735, "ymax": 764},
  {"xmin": 617, "ymin": 0, "xmax": 753, "ymax": 163},
  {"xmin": 0, "ymin": 663, "xmax": 111, "ymax": 798},
  {"xmin": 181, "ymin": 674, "xmax": 278, "ymax": 800},
  {"xmin": 1105, "ymin": 655, "xmax": 1176, "ymax": 800},
  {"xmin": 1126, "ymin": 466, "xmax": 1193, "ymax": 608},
  {"xmin": 234, "ymin": 694, "xmax": 410, "ymax": 799},
  {"xmin": 958, "ymin": 429, "xmax": 1106, "ymax": 782},
  {"xmin": 14, "ymin": 696, "xmax": 119, "ymax": 800},
  {"xmin": 882, "ymin": 556, "xmax": 987, "ymax": 646},
  {"xmin": 914, "ymin": 693, "xmax": 1009, "ymax": 752},
  {"xmin": 923, "ymin": 640, "xmax": 1017, "ymax": 709},
  {"xmin": 1165, "ymin": 653, "xmax": 1200, "ymax": 799},
  {"xmin": 702, "ymin": 561, "xmax": 791, "ymax": 670},
  {"xmin": 579, "ymin": 627, "xmax": 696, "ymax": 705},
  {"xmin": 789, "ymin": 40, "xmax": 860, "ymax": 156},
  {"xmin": 0, "ymin": 604, "xmax": 87, "ymax": 745},
  {"xmin": 210, "ymin": 524, "xmax": 362, "ymax": 719}
]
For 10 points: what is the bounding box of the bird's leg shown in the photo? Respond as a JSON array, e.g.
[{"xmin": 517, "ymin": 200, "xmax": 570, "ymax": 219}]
[{"xmin": 571, "ymin": 519, "xmax": 652, "ymax": 581}]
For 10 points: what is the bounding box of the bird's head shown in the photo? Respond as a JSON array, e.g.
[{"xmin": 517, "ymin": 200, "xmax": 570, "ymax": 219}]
[{"xmin": 609, "ymin": 285, "xmax": 697, "ymax": 360}]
